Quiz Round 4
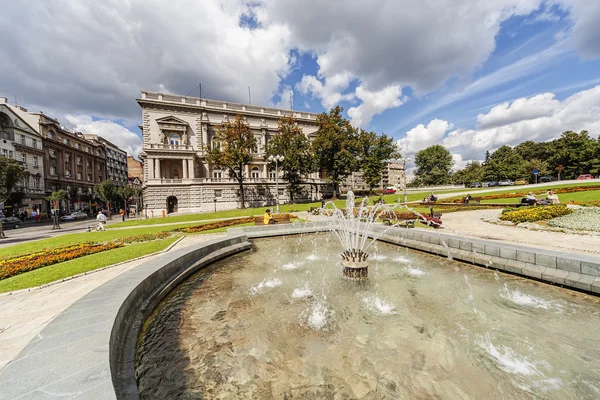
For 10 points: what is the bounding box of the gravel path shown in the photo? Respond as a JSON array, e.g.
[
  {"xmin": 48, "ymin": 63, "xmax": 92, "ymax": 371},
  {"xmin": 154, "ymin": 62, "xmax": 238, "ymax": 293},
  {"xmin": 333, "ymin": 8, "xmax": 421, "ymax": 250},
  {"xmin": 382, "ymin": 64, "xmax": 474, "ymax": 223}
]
[{"xmin": 442, "ymin": 209, "xmax": 599, "ymax": 255}]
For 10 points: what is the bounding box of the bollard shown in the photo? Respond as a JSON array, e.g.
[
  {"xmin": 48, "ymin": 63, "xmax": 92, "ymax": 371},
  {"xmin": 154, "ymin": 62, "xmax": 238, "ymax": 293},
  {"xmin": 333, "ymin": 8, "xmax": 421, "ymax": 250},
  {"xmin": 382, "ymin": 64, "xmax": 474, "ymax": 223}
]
[
  {"xmin": 86, "ymin": 225, "xmax": 91, "ymax": 232},
  {"xmin": 162, "ymin": 210, "xmax": 166, "ymax": 218}
]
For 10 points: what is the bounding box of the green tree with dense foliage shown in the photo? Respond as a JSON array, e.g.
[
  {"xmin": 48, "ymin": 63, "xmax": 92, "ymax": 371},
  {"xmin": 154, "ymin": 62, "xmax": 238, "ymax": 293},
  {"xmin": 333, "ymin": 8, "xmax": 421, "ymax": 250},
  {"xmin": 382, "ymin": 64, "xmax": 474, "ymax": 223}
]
[
  {"xmin": 484, "ymin": 146, "xmax": 527, "ymax": 181},
  {"xmin": 357, "ymin": 129, "xmax": 400, "ymax": 192},
  {"xmin": 0, "ymin": 157, "xmax": 27, "ymax": 238},
  {"xmin": 205, "ymin": 115, "xmax": 257, "ymax": 208},
  {"xmin": 414, "ymin": 145, "xmax": 454, "ymax": 185},
  {"xmin": 46, "ymin": 189, "xmax": 68, "ymax": 230},
  {"xmin": 313, "ymin": 106, "xmax": 360, "ymax": 198},
  {"xmin": 95, "ymin": 179, "xmax": 118, "ymax": 217},
  {"xmin": 265, "ymin": 116, "xmax": 314, "ymax": 202},
  {"xmin": 547, "ymin": 131, "xmax": 599, "ymax": 179},
  {"xmin": 452, "ymin": 161, "xmax": 485, "ymax": 185}
]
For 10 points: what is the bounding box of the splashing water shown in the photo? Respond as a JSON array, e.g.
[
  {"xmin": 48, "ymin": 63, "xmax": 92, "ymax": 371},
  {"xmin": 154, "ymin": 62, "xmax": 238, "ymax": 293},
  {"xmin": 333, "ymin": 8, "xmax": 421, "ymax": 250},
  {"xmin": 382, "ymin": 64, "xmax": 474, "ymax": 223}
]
[
  {"xmin": 405, "ymin": 266, "xmax": 427, "ymax": 277},
  {"xmin": 306, "ymin": 254, "xmax": 320, "ymax": 261},
  {"xmin": 304, "ymin": 301, "xmax": 329, "ymax": 330},
  {"xmin": 500, "ymin": 284, "xmax": 553, "ymax": 309},
  {"xmin": 250, "ymin": 278, "xmax": 282, "ymax": 295},
  {"xmin": 477, "ymin": 333, "xmax": 543, "ymax": 376},
  {"xmin": 393, "ymin": 255, "xmax": 411, "ymax": 263},
  {"xmin": 371, "ymin": 254, "xmax": 388, "ymax": 261},
  {"xmin": 281, "ymin": 262, "xmax": 301, "ymax": 271},
  {"xmin": 292, "ymin": 286, "xmax": 313, "ymax": 298},
  {"xmin": 362, "ymin": 295, "xmax": 397, "ymax": 315}
]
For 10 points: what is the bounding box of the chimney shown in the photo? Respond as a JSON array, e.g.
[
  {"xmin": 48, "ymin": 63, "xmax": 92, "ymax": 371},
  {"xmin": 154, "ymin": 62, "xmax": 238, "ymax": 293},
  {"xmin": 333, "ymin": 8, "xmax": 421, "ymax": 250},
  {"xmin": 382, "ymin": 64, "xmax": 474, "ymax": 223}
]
[
  {"xmin": 0, "ymin": 97, "xmax": 6, "ymax": 104},
  {"xmin": 17, "ymin": 106, "xmax": 28, "ymax": 112}
]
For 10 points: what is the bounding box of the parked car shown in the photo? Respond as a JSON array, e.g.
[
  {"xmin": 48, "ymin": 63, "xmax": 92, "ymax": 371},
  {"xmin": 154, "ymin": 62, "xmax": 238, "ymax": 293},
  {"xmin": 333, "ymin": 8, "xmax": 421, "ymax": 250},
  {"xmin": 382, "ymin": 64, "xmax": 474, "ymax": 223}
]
[
  {"xmin": 470, "ymin": 182, "xmax": 481, "ymax": 188},
  {"xmin": 382, "ymin": 187, "xmax": 396, "ymax": 194},
  {"xmin": 515, "ymin": 178, "xmax": 528, "ymax": 185},
  {"xmin": 0, "ymin": 217, "xmax": 21, "ymax": 229},
  {"xmin": 577, "ymin": 174, "xmax": 594, "ymax": 180},
  {"xmin": 60, "ymin": 211, "xmax": 88, "ymax": 221},
  {"xmin": 483, "ymin": 181, "xmax": 499, "ymax": 187},
  {"xmin": 498, "ymin": 179, "xmax": 514, "ymax": 186},
  {"xmin": 539, "ymin": 176, "xmax": 554, "ymax": 183}
]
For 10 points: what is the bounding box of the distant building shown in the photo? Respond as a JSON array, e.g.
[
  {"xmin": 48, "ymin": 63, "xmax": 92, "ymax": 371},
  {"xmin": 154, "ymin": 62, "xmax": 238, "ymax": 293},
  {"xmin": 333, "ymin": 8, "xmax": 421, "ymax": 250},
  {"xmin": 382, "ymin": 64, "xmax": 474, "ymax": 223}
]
[
  {"xmin": 341, "ymin": 161, "xmax": 406, "ymax": 192},
  {"xmin": 127, "ymin": 156, "xmax": 143, "ymax": 182},
  {"xmin": 138, "ymin": 91, "xmax": 329, "ymax": 214},
  {"xmin": 38, "ymin": 114, "xmax": 107, "ymax": 210},
  {"xmin": 0, "ymin": 97, "xmax": 46, "ymax": 215},
  {"xmin": 83, "ymin": 134, "xmax": 128, "ymax": 186}
]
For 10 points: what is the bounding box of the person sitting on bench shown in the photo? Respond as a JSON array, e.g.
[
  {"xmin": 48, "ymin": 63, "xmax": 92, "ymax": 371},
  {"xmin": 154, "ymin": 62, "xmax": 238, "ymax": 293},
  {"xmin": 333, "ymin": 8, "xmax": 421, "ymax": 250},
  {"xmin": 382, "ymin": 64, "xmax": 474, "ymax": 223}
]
[
  {"xmin": 462, "ymin": 194, "xmax": 472, "ymax": 204},
  {"xmin": 264, "ymin": 209, "xmax": 277, "ymax": 225},
  {"xmin": 523, "ymin": 192, "xmax": 538, "ymax": 206}
]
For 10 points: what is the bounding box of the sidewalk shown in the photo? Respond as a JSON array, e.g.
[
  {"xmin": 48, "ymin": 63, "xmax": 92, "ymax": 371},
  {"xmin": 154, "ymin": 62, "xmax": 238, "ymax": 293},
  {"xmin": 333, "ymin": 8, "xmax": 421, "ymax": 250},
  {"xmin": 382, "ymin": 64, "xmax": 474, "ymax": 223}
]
[{"xmin": 0, "ymin": 234, "xmax": 224, "ymax": 370}]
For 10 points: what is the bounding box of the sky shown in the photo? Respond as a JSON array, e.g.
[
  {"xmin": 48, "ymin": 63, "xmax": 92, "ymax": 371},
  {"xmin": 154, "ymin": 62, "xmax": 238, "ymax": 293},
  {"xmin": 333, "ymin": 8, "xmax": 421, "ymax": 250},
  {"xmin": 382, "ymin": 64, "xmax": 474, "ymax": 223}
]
[{"xmin": 1, "ymin": 0, "xmax": 600, "ymax": 170}]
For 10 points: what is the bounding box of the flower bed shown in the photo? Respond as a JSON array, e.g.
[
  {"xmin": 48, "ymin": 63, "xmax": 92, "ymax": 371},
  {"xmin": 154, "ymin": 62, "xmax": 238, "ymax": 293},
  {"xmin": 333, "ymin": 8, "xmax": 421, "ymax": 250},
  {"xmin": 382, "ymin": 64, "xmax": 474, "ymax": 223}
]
[
  {"xmin": 176, "ymin": 217, "xmax": 256, "ymax": 233},
  {"xmin": 499, "ymin": 205, "xmax": 572, "ymax": 224},
  {"xmin": 0, "ymin": 242, "xmax": 124, "ymax": 280},
  {"xmin": 573, "ymin": 200, "xmax": 600, "ymax": 207},
  {"xmin": 548, "ymin": 207, "xmax": 600, "ymax": 232},
  {"xmin": 116, "ymin": 231, "xmax": 172, "ymax": 244},
  {"xmin": 451, "ymin": 185, "xmax": 600, "ymax": 202}
]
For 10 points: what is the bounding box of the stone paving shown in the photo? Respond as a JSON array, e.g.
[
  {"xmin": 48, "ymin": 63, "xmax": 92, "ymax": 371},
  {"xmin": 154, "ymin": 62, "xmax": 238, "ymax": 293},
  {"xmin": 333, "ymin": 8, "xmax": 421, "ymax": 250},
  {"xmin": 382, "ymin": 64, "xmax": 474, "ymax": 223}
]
[
  {"xmin": 0, "ymin": 234, "xmax": 223, "ymax": 371},
  {"xmin": 441, "ymin": 209, "xmax": 599, "ymax": 255}
]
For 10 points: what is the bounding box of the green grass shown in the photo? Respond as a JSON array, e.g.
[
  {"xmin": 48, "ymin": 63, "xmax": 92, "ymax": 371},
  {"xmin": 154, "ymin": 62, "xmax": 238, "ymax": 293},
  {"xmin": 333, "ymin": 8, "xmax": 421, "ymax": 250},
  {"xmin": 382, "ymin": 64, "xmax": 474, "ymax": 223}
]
[
  {"xmin": 446, "ymin": 182, "xmax": 600, "ymax": 201},
  {"xmin": 0, "ymin": 237, "xmax": 179, "ymax": 293},
  {"xmin": 478, "ymin": 189, "xmax": 600, "ymax": 204},
  {"xmin": 0, "ymin": 221, "xmax": 216, "ymax": 259}
]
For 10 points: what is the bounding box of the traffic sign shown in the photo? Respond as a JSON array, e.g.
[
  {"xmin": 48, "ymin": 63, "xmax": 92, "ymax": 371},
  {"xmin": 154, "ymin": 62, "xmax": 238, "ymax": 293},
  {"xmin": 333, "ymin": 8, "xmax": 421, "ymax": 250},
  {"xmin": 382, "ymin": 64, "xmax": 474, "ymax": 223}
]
[{"xmin": 533, "ymin": 169, "xmax": 539, "ymax": 175}]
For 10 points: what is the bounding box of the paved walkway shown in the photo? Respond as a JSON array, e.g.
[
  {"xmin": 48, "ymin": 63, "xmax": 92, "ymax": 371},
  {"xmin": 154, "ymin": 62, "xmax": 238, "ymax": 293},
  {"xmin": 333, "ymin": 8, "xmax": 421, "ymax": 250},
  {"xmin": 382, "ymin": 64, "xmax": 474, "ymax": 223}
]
[
  {"xmin": 0, "ymin": 234, "xmax": 223, "ymax": 370},
  {"xmin": 442, "ymin": 209, "xmax": 599, "ymax": 256}
]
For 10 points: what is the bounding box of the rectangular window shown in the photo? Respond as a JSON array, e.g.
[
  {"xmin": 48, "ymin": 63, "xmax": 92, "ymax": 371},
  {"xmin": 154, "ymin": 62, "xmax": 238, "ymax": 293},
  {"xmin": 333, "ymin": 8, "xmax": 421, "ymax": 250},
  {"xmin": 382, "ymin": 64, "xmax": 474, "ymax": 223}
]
[
  {"xmin": 21, "ymin": 153, "xmax": 26, "ymax": 163},
  {"xmin": 77, "ymin": 172, "xmax": 82, "ymax": 180},
  {"xmin": 20, "ymin": 135, "xmax": 26, "ymax": 144},
  {"xmin": 86, "ymin": 146, "xmax": 90, "ymax": 153},
  {"xmin": 33, "ymin": 156, "xmax": 38, "ymax": 168},
  {"xmin": 2, "ymin": 149, "xmax": 7, "ymax": 157},
  {"xmin": 88, "ymin": 174, "xmax": 92, "ymax": 181},
  {"xmin": 214, "ymin": 189, "xmax": 222, "ymax": 198},
  {"xmin": 8, "ymin": 150, "xmax": 13, "ymax": 158},
  {"xmin": 32, "ymin": 139, "xmax": 37, "ymax": 148},
  {"xmin": 63, "ymin": 138, "xmax": 68, "ymax": 145},
  {"xmin": 66, "ymin": 169, "xmax": 72, "ymax": 177},
  {"xmin": 251, "ymin": 171, "xmax": 259, "ymax": 179},
  {"xmin": 34, "ymin": 177, "xmax": 40, "ymax": 189},
  {"xmin": 50, "ymin": 166, "xmax": 56, "ymax": 175},
  {"xmin": 213, "ymin": 171, "xmax": 222, "ymax": 179}
]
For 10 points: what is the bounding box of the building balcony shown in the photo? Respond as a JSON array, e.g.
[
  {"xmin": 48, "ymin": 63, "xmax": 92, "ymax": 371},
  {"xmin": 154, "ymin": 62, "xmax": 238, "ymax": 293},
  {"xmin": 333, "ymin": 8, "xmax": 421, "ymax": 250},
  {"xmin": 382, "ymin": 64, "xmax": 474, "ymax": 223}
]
[
  {"xmin": 145, "ymin": 144, "xmax": 195, "ymax": 151},
  {"xmin": 146, "ymin": 177, "xmax": 327, "ymax": 185}
]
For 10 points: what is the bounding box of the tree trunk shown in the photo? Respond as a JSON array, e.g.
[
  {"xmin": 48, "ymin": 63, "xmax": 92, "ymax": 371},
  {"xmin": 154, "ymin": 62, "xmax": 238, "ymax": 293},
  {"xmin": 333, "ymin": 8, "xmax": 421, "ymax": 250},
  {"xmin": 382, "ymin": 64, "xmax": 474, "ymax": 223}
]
[
  {"xmin": 0, "ymin": 220, "xmax": 5, "ymax": 239},
  {"xmin": 238, "ymin": 167, "xmax": 246, "ymax": 209}
]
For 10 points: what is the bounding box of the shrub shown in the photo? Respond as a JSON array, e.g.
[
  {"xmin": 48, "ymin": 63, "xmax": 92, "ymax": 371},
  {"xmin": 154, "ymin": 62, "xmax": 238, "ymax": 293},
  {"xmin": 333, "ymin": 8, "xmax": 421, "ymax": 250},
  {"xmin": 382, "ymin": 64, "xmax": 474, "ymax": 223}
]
[
  {"xmin": 116, "ymin": 231, "xmax": 172, "ymax": 244},
  {"xmin": 548, "ymin": 207, "xmax": 600, "ymax": 232},
  {"xmin": 499, "ymin": 205, "xmax": 573, "ymax": 224}
]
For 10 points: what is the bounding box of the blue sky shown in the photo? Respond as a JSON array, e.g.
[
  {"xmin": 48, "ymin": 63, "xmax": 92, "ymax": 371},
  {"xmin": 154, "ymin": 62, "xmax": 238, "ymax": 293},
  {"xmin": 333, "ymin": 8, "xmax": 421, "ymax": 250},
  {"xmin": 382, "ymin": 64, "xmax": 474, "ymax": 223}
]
[{"xmin": 2, "ymin": 1, "xmax": 600, "ymax": 164}]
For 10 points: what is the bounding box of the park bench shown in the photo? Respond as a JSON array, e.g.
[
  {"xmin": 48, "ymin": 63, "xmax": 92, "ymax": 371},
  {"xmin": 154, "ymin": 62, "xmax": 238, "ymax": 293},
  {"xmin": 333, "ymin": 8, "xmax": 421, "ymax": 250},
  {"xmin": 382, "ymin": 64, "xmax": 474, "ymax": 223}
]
[
  {"xmin": 253, "ymin": 214, "xmax": 293, "ymax": 225},
  {"xmin": 380, "ymin": 211, "xmax": 420, "ymax": 228}
]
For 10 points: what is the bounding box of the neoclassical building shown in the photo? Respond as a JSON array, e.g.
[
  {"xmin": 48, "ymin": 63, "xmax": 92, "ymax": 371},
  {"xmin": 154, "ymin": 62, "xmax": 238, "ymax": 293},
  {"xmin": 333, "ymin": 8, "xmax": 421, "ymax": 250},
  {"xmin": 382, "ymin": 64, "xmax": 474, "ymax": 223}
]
[{"xmin": 138, "ymin": 91, "xmax": 329, "ymax": 214}]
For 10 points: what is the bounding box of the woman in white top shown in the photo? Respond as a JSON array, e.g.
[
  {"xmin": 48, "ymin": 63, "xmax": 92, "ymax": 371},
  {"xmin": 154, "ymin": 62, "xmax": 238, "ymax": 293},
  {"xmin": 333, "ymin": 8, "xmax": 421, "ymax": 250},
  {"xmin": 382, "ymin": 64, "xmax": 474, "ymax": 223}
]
[{"xmin": 546, "ymin": 190, "xmax": 560, "ymax": 204}]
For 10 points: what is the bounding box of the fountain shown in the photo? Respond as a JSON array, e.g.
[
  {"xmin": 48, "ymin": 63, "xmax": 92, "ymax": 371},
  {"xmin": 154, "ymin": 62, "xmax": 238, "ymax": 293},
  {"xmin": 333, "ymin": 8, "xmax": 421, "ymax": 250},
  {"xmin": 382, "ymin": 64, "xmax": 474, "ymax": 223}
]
[{"xmin": 326, "ymin": 191, "xmax": 389, "ymax": 280}]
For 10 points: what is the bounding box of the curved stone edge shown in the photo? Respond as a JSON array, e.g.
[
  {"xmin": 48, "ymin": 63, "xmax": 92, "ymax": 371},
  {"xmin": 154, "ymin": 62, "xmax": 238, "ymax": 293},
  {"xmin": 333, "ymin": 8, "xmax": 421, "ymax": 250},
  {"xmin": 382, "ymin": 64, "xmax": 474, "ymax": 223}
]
[
  {"xmin": 110, "ymin": 235, "xmax": 251, "ymax": 399},
  {"xmin": 228, "ymin": 222, "xmax": 600, "ymax": 296}
]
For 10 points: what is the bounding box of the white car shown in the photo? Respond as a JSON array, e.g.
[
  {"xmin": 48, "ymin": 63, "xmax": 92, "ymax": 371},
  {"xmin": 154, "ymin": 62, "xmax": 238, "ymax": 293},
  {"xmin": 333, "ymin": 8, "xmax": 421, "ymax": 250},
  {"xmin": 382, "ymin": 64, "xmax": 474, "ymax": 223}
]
[{"xmin": 60, "ymin": 211, "xmax": 88, "ymax": 221}]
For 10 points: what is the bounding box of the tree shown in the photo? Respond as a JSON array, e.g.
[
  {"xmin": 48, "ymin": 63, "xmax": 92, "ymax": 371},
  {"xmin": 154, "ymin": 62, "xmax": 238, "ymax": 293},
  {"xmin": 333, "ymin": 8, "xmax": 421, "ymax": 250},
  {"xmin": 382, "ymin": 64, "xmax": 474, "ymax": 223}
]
[
  {"xmin": 205, "ymin": 115, "xmax": 257, "ymax": 208},
  {"xmin": 312, "ymin": 106, "xmax": 360, "ymax": 198},
  {"xmin": 484, "ymin": 146, "xmax": 526, "ymax": 181},
  {"xmin": 265, "ymin": 116, "xmax": 314, "ymax": 202},
  {"xmin": 95, "ymin": 179, "xmax": 118, "ymax": 217},
  {"xmin": 414, "ymin": 145, "xmax": 454, "ymax": 186},
  {"xmin": 547, "ymin": 131, "xmax": 598, "ymax": 179},
  {"xmin": 524, "ymin": 158, "xmax": 549, "ymax": 182},
  {"xmin": 0, "ymin": 157, "xmax": 27, "ymax": 238},
  {"xmin": 46, "ymin": 189, "xmax": 68, "ymax": 230},
  {"xmin": 117, "ymin": 185, "xmax": 136, "ymax": 210},
  {"xmin": 452, "ymin": 161, "xmax": 485, "ymax": 185},
  {"xmin": 357, "ymin": 129, "xmax": 400, "ymax": 192}
]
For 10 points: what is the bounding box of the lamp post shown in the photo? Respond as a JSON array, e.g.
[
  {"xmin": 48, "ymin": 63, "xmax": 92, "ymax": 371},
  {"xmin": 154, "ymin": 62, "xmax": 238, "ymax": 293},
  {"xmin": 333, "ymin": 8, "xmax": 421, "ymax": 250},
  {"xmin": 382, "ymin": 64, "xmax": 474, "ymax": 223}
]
[
  {"xmin": 402, "ymin": 157, "xmax": 411, "ymax": 203},
  {"xmin": 268, "ymin": 154, "xmax": 284, "ymax": 213}
]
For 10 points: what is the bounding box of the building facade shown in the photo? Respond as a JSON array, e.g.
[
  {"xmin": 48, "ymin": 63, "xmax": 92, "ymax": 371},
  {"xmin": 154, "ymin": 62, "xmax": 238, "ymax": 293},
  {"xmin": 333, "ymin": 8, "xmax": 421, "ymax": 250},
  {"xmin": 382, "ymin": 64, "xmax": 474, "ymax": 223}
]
[
  {"xmin": 38, "ymin": 115, "xmax": 107, "ymax": 211},
  {"xmin": 127, "ymin": 156, "xmax": 143, "ymax": 182},
  {"xmin": 0, "ymin": 97, "xmax": 46, "ymax": 215},
  {"xmin": 138, "ymin": 91, "xmax": 328, "ymax": 214},
  {"xmin": 83, "ymin": 134, "xmax": 128, "ymax": 186},
  {"xmin": 341, "ymin": 161, "xmax": 406, "ymax": 192}
]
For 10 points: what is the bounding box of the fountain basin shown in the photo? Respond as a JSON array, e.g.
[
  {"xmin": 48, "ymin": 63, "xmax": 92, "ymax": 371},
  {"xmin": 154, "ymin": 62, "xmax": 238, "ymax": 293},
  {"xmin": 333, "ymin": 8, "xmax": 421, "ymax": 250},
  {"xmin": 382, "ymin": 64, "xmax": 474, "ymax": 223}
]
[{"xmin": 341, "ymin": 259, "xmax": 369, "ymax": 280}]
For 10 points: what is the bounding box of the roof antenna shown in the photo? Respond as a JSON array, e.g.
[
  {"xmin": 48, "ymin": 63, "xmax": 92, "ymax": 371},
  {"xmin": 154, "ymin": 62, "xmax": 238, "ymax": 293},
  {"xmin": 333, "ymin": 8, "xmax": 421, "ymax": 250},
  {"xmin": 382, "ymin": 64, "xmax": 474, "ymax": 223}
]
[
  {"xmin": 248, "ymin": 86, "xmax": 251, "ymax": 105},
  {"xmin": 289, "ymin": 90, "xmax": 293, "ymax": 110}
]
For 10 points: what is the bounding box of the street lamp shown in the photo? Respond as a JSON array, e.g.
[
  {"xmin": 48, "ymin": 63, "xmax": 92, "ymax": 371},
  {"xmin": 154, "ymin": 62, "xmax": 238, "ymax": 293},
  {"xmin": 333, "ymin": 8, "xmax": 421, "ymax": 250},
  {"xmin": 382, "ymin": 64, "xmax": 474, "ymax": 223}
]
[
  {"xmin": 402, "ymin": 157, "xmax": 411, "ymax": 203},
  {"xmin": 268, "ymin": 154, "xmax": 284, "ymax": 213}
]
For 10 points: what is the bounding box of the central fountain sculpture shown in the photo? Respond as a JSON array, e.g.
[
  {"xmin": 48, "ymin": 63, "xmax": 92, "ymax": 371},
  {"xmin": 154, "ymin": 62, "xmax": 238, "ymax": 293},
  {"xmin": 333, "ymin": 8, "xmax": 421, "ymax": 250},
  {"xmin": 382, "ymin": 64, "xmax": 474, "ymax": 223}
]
[{"xmin": 327, "ymin": 191, "xmax": 389, "ymax": 280}]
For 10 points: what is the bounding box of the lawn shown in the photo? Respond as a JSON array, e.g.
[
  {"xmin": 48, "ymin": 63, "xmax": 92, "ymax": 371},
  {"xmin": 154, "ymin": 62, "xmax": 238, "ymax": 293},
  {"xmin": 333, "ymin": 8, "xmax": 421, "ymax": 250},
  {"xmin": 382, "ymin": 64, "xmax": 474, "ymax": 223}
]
[
  {"xmin": 478, "ymin": 189, "xmax": 600, "ymax": 204},
  {"xmin": 0, "ymin": 237, "xmax": 179, "ymax": 293}
]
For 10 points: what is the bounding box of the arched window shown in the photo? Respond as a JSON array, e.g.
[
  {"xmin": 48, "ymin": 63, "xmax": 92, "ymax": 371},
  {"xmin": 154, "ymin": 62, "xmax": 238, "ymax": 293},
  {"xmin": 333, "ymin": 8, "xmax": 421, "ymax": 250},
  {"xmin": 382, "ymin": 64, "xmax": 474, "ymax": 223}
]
[
  {"xmin": 213, "ymin": 167, "xmax": 222, "ymax": 180},
  {"xmin": 169, "ymin": 134, "xmax": 180, "ymax": 145},
  {"xmin": 173, "ymin": 169, "xmax": 179, "ymax": 179},
  {"xmin": 251, "ymin": 166, "xmax": 260, "ymax": 179}
]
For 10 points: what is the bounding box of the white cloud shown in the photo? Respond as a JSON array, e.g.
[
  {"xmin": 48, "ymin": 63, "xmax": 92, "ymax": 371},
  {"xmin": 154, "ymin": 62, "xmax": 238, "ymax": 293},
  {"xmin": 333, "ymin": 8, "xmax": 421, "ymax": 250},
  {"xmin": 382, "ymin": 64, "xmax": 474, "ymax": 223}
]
[
  {"xmin": 296, "ymin": 73, "xmax": 354, "ymax": 109},
  {"xmin": 396, "ymin": 119, "xmax": 453, "ymax": 157},
  {"xmin": 560, "ymin": 0, "xmax": 600, "ymax": 58},
  {"xmin": 347, "ymin": 85, "xmax": 404, "ymax": 127},
  {"xmin": 402, "ymin": 85, "xmax": 600, "ymax": 161},
  {"xmin": 65, "ymin": 115, "xmax": 142, "ymax": 157},
  {"xmin": 476, "ymin": 93, "xmax": 561, "ymax": 129}
]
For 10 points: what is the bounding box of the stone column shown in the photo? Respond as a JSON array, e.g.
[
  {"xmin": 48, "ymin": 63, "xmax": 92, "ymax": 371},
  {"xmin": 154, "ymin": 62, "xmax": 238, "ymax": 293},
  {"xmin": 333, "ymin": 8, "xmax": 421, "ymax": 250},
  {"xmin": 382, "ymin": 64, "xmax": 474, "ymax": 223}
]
[
  {"xmin": 188, "ymin": 158, "xmax": 194, "ymax": 179},
  {"xmin": 149, "ymin": 158, "xmax": 155, "ymax": 179},
  {"xmin": 244, "ymin": 165, "xmax": 250, "ymax": 179},
  {"xmin": 155, "ymin": 158, "xmax": 161, "ymax": 179},
  {"xmin": 182, "ymin": 159, "xmax": 188, "ymax": 179},
  {"xmin": 262, "ymin": 163, "xmax": 267, "ymax": 178}
]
